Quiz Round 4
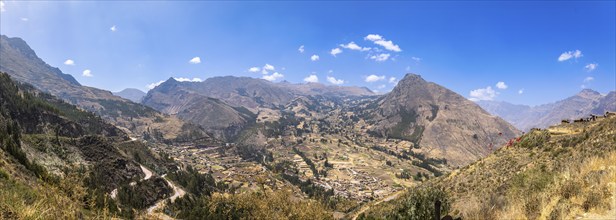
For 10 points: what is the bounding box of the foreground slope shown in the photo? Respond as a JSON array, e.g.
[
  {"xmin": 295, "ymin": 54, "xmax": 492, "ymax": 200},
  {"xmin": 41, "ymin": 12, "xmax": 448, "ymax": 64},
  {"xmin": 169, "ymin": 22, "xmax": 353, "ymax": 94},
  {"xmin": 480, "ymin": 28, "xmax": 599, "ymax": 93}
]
[
  {"xmin": 361, "ymin": 113, "xmax": 616, "ymax": 219},
  {"xmin": 0, "ymin": 72, "xmax": 177, "ymax": 218},
  {"xmin": 366, "ymin": 74, "xmax": 520, "ymax": 166}
]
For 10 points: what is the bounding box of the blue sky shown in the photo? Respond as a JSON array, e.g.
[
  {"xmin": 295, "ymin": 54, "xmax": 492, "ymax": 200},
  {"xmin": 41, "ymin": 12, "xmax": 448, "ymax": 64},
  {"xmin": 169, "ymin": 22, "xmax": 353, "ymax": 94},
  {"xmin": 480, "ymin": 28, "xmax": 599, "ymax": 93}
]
[{"xmin": 1, "ymin": 1, "xmax": 614, "ymax": 106}]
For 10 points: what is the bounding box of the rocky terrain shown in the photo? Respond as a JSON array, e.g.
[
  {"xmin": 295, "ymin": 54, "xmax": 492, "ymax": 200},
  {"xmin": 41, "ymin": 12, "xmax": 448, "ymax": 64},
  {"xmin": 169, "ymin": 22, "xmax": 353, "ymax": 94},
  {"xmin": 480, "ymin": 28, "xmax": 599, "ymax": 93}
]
[
  {"xmin": 478, "ymin": 89, "xmax": 616, "ymax": 131},
  {"xmin": 365, "ymin": 74, "xmax": 520, "ymax": 166}
]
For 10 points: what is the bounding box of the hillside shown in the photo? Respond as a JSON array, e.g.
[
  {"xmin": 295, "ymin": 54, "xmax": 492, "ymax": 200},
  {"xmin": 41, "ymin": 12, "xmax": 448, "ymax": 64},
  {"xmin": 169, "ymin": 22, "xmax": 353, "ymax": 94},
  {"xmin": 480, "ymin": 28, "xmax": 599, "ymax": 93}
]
[
  {"xmin": 359, "ymin": 113, "xmax": 616, "ymax": 219},
  {"xmin": 0, "ymin": 72, "xmax": 177, "ymax": 218},
  {"xmin": 0, "ymin": 35, "xmax": 216, "ymax": 145},
  {"xmin": 366, "ymin": 74, "xmax": 520, "ymax": 166},
  {"xmin": 478, "ymin": 89, "xmax": 615, "ymax": 131}
]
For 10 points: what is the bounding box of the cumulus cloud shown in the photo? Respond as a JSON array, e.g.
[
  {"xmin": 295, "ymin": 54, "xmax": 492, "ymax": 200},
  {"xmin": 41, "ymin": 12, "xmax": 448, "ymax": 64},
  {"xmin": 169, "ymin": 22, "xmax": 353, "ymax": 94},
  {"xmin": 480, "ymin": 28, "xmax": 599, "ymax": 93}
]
[
  {"xmin": 558, "ymin": 50, "xmax": 582, "ymax": 62},
  {"xmin": 365, "ymin": 34, "xmax": 382, "ymax": 41},
  {"xmin": 365, "ymin": 74, "xmax": 385, "ymax": 83},
  {"xmin": 263, "ymin": 64, "xmax": 275, "ymax": 71},
  {"xmin": 583, "ymin": 76, "xmax": 594, "ymax": 83},
  {"xmin": 311, "ymin": 54, "xmax": 320, "ymax": 61},
  {"xmin": 174, "ymin": 77, "xmax": 203, "ymax": 82},
  {"xmin": 518, "ymin": 89, "xmax": 524, "ymax": 94},
  {"xmin": 304, "ymin": 74, "xmax": 319, "ymax": 83},
  {"xmin": 189, "ymin": 57, "xmax": 201, "ymax": 64},
  {"xmin": 364, "ymin": 34, "xmax": 401, "ymax": 52},
  {"xmin": 469, "ymin": 86, "xmax": 497, "ymax": 101},
  {"xmin": 496, "ymin": 81, "xmax": 508, "ymax": 89},
  {"xmin": 248, "ymin": 67, "xmax": 260, "ymax": 73},
  {"xmin": 585, "ymin": 63, "xmax": 598, "ymax": 72},
  {"xmin": 110, "ymin": 25, "xmax": 117, "ymax": 32},
  {"xmin": 21, "ymin": 18, "xmax": 28, "ymax": 22},
  {"xmin": 411, "ymin": 57, "xmax": 421, "ymax": 62},
  {"xmin": 82, "ymin": 69, "xmax": 93, "ymax": 77},
  {"xmin": 0, "ymin": 1, "xmax": 5, "ymax": 12},
  {"xmin": 327, "ymin": 76, "xmax": 344, "ymax": 85},
  {"xmin": 64, "ymin": 59, "xmax": 75, "ymax": 66},
  {"xmin": 340, "ymin": 42, "xmax": 370, "ymax": 51},
  {"xmin": 263, "ymin": 72, "xmax": 284, "ymax": 81},
  {"xmin": 388, "ymin": 77, "xmax": 397, "ymax": 84},
  {"xmin": 330, "ymin": 48, "xmax": 342, "ymax": 56},
  {"xmin": 370, "ymin": 53, "xmax": 390, "ymax": 62},
  {"xmin": 298, "ymin": 45, "xmax": 305, "ymax": 53}
]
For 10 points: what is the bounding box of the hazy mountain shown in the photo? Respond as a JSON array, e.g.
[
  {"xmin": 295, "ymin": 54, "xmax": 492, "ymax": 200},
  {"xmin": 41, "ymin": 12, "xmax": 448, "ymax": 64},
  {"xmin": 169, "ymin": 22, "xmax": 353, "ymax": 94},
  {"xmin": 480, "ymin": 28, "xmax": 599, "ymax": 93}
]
[
  {"xmin": 366, "ymin": 73, "xmax": 520, "ymax": 166},
  {"xmin": 113, "ymin": 88, "xmax": 146, "ymax": 103},
  {"xmin": 477, "ymin": 89, "xmax": 615, "ymax": 131},
  {"xmin": 144, "ymin": 75, "xmax": 375, "ymax": 112}
]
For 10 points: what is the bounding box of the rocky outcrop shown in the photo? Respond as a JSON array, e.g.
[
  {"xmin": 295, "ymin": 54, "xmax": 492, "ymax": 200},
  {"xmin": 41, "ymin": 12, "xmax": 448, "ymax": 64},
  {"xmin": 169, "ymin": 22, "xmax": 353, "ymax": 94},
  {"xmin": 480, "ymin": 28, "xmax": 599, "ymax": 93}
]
[{"xmin": 367, "ymin": 73, "xmax": 520, "ymax": 166}]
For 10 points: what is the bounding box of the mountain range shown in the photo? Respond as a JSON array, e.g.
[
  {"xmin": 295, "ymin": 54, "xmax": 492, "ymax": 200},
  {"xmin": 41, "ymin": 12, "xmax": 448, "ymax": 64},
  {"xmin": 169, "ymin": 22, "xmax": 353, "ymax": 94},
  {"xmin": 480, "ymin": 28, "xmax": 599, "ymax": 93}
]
[{"xmin": 477, "ymin": 89, "xmax": 615, "ymax": 131}]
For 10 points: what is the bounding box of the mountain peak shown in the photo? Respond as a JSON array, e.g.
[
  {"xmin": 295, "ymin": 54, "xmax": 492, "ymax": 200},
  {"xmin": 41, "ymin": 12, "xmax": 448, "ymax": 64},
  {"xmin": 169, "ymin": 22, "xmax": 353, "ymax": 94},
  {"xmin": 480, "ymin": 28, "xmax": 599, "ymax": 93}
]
[
  {"xmin": 399, "ymin": 73, "xmax": 427, "ymax": 85},
  {"xmin": 577, "ymin": 88, "xmax": 601, "ymax": 99}
]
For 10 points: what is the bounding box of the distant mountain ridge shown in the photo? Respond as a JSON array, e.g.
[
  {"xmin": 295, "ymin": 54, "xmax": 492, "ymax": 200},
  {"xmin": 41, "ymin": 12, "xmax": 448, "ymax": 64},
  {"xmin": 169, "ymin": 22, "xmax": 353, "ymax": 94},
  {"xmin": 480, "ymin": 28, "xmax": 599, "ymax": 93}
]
[
  {"xmin": 477, "ymin": 89, "xmax": 615, "ymax": 131},
  {"xmin": 114, "ymin": 88, "xmax": 146, "ymax": 103}
]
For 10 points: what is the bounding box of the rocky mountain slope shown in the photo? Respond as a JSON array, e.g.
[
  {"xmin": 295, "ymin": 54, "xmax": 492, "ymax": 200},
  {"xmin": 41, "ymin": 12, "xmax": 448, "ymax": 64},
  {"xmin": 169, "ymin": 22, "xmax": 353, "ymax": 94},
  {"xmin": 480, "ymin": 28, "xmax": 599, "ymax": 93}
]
[
  {"xmin": 365, "ymin": 74, "xmax": 520, "ymax": 166},
  {"xmin": 113, "ymin": 88, "xmax": 146, "ymax": 103},
  {"xmin": 142, "ymin": 78, "xmax": 255, "ymax": 139},
  {"xmin": 0, "ymin": 73, "xmax": 176, "ymax": 218},
  {"xmin": 478, "ymin": 89, "xmax": 615, "ymax": 131},
  {"xmin": 361, "ymin": 113, "xmax": 616, "ymax": 220},
  {"xmin": 0, "ymin": 35, "xmax": 215, "ymax": 144}
]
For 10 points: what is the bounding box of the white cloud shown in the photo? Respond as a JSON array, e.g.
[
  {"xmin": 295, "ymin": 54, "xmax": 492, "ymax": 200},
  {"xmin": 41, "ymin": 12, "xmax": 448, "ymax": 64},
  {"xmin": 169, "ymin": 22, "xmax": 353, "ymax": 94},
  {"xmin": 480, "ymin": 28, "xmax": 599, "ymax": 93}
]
[
  {"xmin": 146, "ymin": 77, "xmax": 203, "ymax": 90},
  {"xmin": 583, "ymin": 76, "xmax": 594, "ymax": 83},
  {"xmin": 388, "ymin": 77, "xmax": 397, "ymax": 84},
  {"xmin": 327, "ymin": 76, "xmax": 344, "ymax": 85},
  {"xmin": 110, "ymin": 25, "xmax": 117, "ymax": 32},
  {"xmin": 262, "ymin": 72, "xmax": 284, "ymax": 81},
  {"xmin": 64, "ymin": 59, "xmax": 75, "ymax": 66},
  {"xmin": 365, "ymin": 34, "xmax": 382, "ymax": 41},
  {"xmin": 311, "ymin": 54, "xmax": 320, "ymax": 61},
  {"xmin": 298, "ymin": 45, "xmax": 305, "ymax": 53},
  {"xmin": 304, "ymin": 74, "xmax": 319, "ymax": 83},
  {"xmin": 518, "ymin": 89, "xmax": 524, "ymax": 94},
  {"xmin": 174, "ymin": 77, "xmax": 203, "ymax": 82},
  {"xmin": 330, "ymin": 48, "xmax": 342, "ymax": 56},
  {"xmin": 263, "ymin": 64, "xmax": 275, "ymax": 71},
  {"xmin": 558, "ymin": 50, "xmax": 582, "ymax": 62},
  {"xmin": 248, "ymin": 67, "xmax": 260, "ymax": 73},
  {"xmin": 189, "ymin": 57, "xmax": 201, "ymax": 64},
  {"xmin": 82, "ymin": 69, "xmax": 93, "ymax": 77},
  {"xmin": 147, "ymin": 80, "xmax": 165, "ymax": 90},
  {"xmin": 496, "ymin": 81, "xmax": 508, "ymax": 89},
  {"xmin": 411, "ymin": 57, "xmax": 421, "ymax": 62},
  {"xmin": 469, "ymin": 86, "xmax": 497, "ymax": 101},
  {"xmin": 377, "ymin": 84, "xmax": 386, "ymax": 89},
  {"xmin": 340, "ymin": 42, "xmax": 370, "ymax": 51},
  {"xmin": 365, "ymin": 74, "xmax": 385, "ymax": 83},
  {"xmin": 20, "ymin": 18, "xmax": 28, "ymax": 22},
  {"xmin": 1, "ymin": 1, "xmax": 6, "ymax": 12},
  {"xmin": 370, "ymin": 53, "xmax": 390, "ymax": 62},
  {"xmin": 585, "ymin": 63, "xmax": 598, "ymax": 72},
  {"xmin": 364, "ymin": 34, "xmax": 401, "ymax": 52}
]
